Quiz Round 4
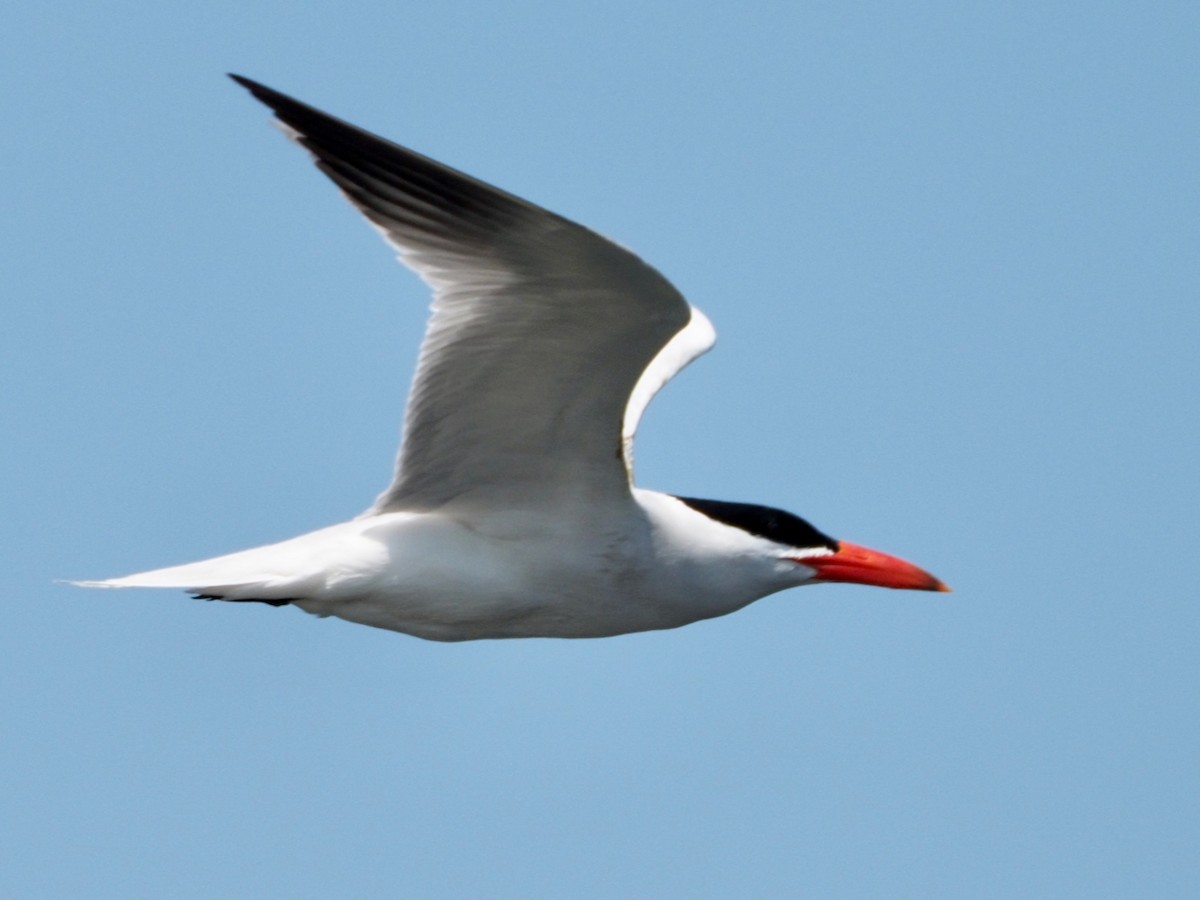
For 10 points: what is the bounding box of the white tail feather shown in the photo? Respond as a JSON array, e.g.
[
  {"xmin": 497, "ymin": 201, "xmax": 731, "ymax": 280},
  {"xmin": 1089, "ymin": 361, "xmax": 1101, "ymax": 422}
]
[{"xmin": 70, "ymin": 520, "xmax": 371, "ymax": 599}]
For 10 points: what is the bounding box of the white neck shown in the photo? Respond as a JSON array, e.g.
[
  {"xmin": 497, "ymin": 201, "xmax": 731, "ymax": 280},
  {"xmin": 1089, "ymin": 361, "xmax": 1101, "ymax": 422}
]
[{"xmin": 631, "ymin": 489, "xmax": 817, "ymax": 623}]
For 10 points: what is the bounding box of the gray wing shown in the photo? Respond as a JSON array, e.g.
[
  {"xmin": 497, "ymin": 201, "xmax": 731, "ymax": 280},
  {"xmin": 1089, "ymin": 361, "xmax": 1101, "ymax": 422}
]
[{"xmin": 231, "ymin": 76, "xmax": 698, "ymax": 514}]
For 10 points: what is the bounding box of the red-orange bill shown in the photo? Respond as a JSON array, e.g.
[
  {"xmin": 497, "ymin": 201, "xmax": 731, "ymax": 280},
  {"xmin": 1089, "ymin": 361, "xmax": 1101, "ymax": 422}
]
[{"xmin": 799, "ymin": 541, "xmax": 950, "ymax": 592}]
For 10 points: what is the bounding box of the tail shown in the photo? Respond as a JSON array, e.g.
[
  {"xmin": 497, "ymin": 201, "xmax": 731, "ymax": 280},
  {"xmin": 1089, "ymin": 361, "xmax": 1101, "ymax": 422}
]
[
  {"xmin": 68, "ymin": 527, "xmax": 349, "ymax": 606},
  {"xmin": 71, "ymin": 557, "xmax": 301, "ymax": 607}
]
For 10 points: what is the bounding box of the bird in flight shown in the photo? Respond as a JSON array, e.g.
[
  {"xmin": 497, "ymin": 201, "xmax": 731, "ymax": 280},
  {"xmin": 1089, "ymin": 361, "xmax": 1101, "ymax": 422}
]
[{"xmin": 75, "ymin": 75, "xmax": 948, "ymax": 641}]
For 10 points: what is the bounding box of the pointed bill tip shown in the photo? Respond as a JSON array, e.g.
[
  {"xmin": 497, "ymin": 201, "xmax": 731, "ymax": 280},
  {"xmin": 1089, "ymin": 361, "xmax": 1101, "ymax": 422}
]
[{"xmin": 801, "ymin": 541, "xmax": 950, "ymax": 594}]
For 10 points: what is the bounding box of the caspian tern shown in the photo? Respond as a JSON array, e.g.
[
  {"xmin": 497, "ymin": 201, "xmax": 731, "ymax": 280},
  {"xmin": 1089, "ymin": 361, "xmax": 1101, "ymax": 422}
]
[{"xmin": 74, "ymin": 75, "xmax": 948, "ymax": 641}]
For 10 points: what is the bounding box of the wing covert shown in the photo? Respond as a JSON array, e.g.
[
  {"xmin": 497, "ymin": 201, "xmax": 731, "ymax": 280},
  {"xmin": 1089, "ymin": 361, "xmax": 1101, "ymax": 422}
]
[{"xmin": 232, "ymin": 76, "xmax": 697, "ymax": 514}]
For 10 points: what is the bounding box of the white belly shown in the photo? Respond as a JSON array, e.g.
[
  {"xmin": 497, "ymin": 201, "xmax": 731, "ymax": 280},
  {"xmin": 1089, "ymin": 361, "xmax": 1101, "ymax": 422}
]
[
  {"xmin": 86, "ymin": 491, "xmax": 788, "ymax": 641},
  {"xmin": 287, "ymin": 509, "xmax": 690, "ymax": 640}
]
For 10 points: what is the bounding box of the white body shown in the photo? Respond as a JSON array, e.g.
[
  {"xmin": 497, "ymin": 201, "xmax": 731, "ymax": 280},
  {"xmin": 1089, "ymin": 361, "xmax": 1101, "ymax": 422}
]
[{"xmin": 90, "ymin": 491, "xmax": 812, "ymax": 640}]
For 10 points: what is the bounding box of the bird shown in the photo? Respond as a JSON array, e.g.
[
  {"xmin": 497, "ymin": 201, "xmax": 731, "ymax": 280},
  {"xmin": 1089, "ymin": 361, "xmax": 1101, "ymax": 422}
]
[{"xmin": 74, "ymin": 75, "xmax": 949, "ymax": 642}]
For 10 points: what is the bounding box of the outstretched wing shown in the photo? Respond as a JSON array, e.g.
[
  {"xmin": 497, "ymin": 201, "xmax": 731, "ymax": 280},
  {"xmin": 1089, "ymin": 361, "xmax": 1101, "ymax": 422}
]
[{"xmin": 232, "ymin": 76, "xmax": 711, "ymax": 515}]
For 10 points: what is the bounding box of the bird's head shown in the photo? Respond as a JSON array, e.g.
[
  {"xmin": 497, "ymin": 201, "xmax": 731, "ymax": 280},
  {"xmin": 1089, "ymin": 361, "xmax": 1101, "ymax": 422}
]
[{"xmin": 676, "ymin": 496, "xmax": 949, "ymax": 593}]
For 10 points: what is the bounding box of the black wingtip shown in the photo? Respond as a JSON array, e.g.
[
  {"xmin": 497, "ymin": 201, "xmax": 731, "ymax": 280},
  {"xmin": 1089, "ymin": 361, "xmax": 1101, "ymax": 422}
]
[
  {"xmin": 225, "ymin": 75, "xmax": 331, "ymax": 131},
  {"xmin": 227, "ymin": 73, "xmax": 282, "ymax": 105}
]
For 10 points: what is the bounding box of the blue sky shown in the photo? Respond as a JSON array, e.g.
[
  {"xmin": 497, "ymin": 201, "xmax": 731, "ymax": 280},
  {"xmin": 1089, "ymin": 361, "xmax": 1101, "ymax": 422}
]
[{"xmin": 4, "ymin": 2, "xmax": 1198, "ymax": 897}]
